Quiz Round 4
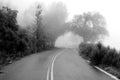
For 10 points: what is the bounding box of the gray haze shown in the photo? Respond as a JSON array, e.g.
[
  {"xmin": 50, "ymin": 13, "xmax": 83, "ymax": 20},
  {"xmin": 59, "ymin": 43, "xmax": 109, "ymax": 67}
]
[
  {"xmin": 42, "ymin": 2, "xmax": 68, "ymax": 41},
  {"xmin": 16, "ymin": 2, "xmax": 69, "ymax": 42},
  {"xmin": 69, "ymin": 12, "xmax": 108, "ymax": 43},
  {"xmin": 0, "ymin": 1, "xmax": 108, "ymax": 44}
]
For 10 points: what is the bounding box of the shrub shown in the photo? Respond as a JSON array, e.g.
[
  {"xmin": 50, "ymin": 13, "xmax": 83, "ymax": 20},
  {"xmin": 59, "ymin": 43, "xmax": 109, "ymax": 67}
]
[
  {"xmin": 79, "ymin": 42, "xmax": 120, "ymax": 79},
  {"xmin": 79, "ymin": 43, "xmax": 96, "ymax": 60}
]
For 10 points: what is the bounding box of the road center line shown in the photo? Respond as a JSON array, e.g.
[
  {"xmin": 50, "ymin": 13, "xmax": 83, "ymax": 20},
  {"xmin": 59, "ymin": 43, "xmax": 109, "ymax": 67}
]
[
  {"xmin": 51, "ymin": 51, "xmax": 63, "ymax": 80},
  {"xmin": 46, "ymin": 63, "xmax": 50, "ymax": 80},
  {"xmin": 46, "ymin": 50, "xmax": 66, "ymax": 80}
]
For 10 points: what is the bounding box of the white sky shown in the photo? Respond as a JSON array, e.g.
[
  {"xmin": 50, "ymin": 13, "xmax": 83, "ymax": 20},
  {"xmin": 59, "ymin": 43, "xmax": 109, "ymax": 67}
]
[{"xmin": 1, "ymin": 0, "xmax": 120, "ymax": 50}]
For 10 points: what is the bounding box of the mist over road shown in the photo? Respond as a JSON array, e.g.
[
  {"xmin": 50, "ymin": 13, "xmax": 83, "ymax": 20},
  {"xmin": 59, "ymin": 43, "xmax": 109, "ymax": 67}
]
[{"xmin": 0, "ymin": 48, "xmax": 115, "ymax": 80}]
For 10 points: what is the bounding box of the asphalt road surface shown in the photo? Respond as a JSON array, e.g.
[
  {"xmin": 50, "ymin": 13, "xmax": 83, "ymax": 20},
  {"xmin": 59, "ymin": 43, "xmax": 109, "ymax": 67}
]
[{"xmin": 0, "ymin": 48, "xmax": 115, "ymax": 80}]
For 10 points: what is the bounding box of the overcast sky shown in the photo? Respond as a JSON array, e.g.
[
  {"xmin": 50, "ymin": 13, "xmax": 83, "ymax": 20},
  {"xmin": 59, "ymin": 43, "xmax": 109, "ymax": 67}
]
[{"xmin": 1, "ymin": 0, "xmax": 120, "ymax": 50}]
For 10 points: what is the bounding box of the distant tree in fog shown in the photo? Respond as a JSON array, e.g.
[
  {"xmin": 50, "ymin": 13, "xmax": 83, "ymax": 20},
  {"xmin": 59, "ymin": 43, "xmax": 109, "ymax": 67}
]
[
  {"xmin": 70, "ymin": 12, "xmax": 108, "ymax": 42},
  {"xmin": 25, "ymin": 5, "xmax": 54, "ymax": 53}
]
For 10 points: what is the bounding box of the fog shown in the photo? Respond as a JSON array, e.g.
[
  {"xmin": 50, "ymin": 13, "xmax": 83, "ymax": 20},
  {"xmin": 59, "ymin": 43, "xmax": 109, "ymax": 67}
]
[
  {"xmin": 55, "ymin": 31, "xmax": 84, "ymax": 48},
  {"xmin": 0, "ymin": 0, "xmax": 114, "ymax": 49},
  {"xmin": 42, "ymin": 2, "xmax": 68, "ymax": 41}
]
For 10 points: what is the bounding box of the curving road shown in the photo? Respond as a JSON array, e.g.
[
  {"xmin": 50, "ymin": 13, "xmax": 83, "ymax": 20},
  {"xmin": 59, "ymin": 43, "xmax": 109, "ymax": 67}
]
[{"xmin": 0, "ymin": 48, "xmax": 115, "ymax": 80}]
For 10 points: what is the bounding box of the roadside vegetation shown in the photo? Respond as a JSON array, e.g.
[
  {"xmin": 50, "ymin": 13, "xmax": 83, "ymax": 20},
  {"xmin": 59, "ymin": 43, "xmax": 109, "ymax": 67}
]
[
  {"xmin": 79, "ymin": 42, "xmax": 120, "ymax": 79},
  {"xmin": 0, "ymin": 3, "xmax": 118, "ymax": 79},
  {"xmin": 0, "ymin": 6, "xmax": 54, "ymax": 70},
  {"xmin": 0, "ymin": 3, "xmax": 108, "ymax": 70}
]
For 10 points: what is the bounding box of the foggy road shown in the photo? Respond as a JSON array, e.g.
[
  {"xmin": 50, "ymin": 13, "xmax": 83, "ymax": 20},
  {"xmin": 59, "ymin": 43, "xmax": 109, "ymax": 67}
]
[{"xmin": 0, "ymin": 48, "xmax": 115, "ymax": 80}]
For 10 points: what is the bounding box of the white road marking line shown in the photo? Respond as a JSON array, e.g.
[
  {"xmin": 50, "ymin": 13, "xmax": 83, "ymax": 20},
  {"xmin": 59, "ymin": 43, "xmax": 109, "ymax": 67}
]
[
  {"xmin": 46, "ymin": 64, "xmax": 50, "ymax": 80},
  {"xmin": 95, "ymin": 66, "xmax": 119, "ymax": 80},
  {"xmin": 79, "ymin": 49, "xmax": 119, "ymax": 80},
  {"xmin": 85, "ymin": 59, "xmax": 118, "ymax": 80},
  {"xmin": 51, "ymin": 50, "xmax": 65, "ymax": 80},
  {"xmin": 46, "ymin": 50, "xmax": 66, "ymax": 80}
]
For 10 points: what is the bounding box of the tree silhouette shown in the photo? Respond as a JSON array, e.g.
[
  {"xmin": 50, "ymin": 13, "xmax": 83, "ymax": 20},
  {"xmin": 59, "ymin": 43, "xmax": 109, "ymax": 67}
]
[
  {"xmin": 70, "ymin": 12, "xmax": 108, "ymax": 42},
  {"xmin": 0, "ymin": 7, "xmax": 27, "ymax": 64}
]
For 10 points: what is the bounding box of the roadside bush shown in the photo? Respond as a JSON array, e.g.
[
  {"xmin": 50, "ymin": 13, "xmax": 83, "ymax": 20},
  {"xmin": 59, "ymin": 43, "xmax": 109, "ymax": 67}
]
[
  {"xmin": 79, "ymin": 42, "xmax": 120, "ymax": 67},
  {"xmin": 0, "ymin": 6, "xmax": 54, "ymax": 69},
  {"xmin": 79, "ymin": 43, "xmax": 96, "ymax": 60},
  {"xmin": 90, "ymin": 43, "xmax": 108, "ymax": 66},
  {"xmin": 102, "ymin": 49, "xmax": 117, "ymax": 67},
  {"xmin": 79, "ymin": 42, "xmax": 120, "ymax": 79}
]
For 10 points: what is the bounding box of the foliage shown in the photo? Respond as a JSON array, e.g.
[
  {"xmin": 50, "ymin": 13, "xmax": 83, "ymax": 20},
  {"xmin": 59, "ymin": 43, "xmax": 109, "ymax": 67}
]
[
  {"xmin": 79, "ymin": 42, "xmax": 120, "ymax": 79},
  {"xmin": 79, "ymin": 43, "xmax": 96, "ymax": 60},
  {"xmin": 79, "ymin": 42, "xmax": 120, "ymax": 67},
  {"xmin": 0, "ymin": 7, "xmax": 27, "ymax": 64},
  {"xmin": 70, "ymin": 12, "xmax": 108, "ymax": 42},
  {"xmin": 26, "ymin": 5, "xmax": 54, "ymax": 53},
  {"xmin": 102, "ymin": 49, "xmax": 120, "ymax": 68},
  {"xmin": 0, "ymin": 6, "xmax": 54, "ymax": 68},
  {"xmin": 90, "ymin": 43, "xmax": 108, "ymax": 65}
]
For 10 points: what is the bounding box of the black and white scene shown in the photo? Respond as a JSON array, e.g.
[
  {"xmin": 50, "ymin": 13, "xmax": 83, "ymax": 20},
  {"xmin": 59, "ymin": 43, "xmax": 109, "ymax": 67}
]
[{"xmin": 0, "ymin": 0, "xmax": 120, "ymax": 80}]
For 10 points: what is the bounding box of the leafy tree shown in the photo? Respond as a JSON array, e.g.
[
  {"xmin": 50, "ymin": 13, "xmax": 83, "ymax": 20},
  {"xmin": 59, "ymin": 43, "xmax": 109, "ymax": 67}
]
[
  {"xmin": 70, "ymin": 12, "xmax": 108, "ymax": 42},
  {"xmin": 25, "ymin": 5, "xmax": 54, "ymax": 53},
  {"xmin": 0, "ymin": 7, "xmax": 27, "ymax": 63},
  {"xmin": 34, "ymin": 5, "xmax": 53, "ymax": 51}
]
